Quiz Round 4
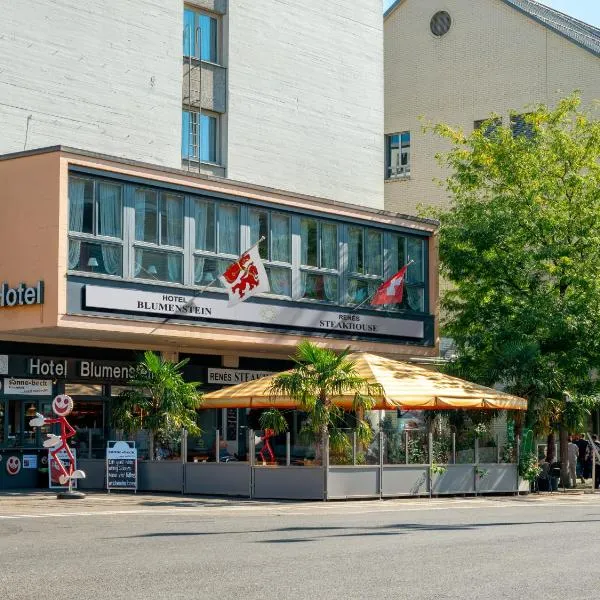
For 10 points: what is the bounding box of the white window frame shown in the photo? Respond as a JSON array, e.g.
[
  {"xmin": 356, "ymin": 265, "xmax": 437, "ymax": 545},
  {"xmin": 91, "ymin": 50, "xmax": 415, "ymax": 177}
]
[{"xmin": 386, "ymin": 131, "xmax": 411, "ymax": 179}]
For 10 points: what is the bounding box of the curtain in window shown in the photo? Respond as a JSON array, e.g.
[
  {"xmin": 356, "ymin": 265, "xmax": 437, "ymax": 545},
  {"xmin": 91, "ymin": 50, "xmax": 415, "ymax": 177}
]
[
  {"xmin": 321, "ymin": 223, "xmax": 337, "ymax": 271},
  {"xmin": 406, "ymin": 238, "xmax": 424, "ymax": 284},
  {"xmin": 271, "ymin": 214, "xmax": 290, "ymax": 263},
  {"xmin": 194, "ymin": 200, "xmax": 208, "ymax": 284},
  {"xmin": 134, "ymin": 190, "xmax": 147, "ymax": 242},
  {"xmin": 268, "ymin": 268, "xmax": 290, "ymax": 296},
  {"xmin": 98, "ymin": 183, "xmax": 121, "ymax": 276},
  {"xmin": 323, "ymin": 275, "xmax": 337, "ymax": 302},
  {"xmin": 219, "ymin": 204, "xmax": 239, "ymax": 255},
  {"xmin": 346, "ymin": 279, "xmax": 359, "ymax": 304},
  {"xmin": 407, "ymin": 287, "xmax": 423, "ymax": 312},
  {"xmin": 249, "ymin": 209, "xmax": 262, "ymax": 250},
  {"xmin": 348, "ymin": 227, "xmax": 362, "ymax": 273},
  {"xmin": 68, "ymin": 179, "xmax": 85, "ymax": 269},
  {"xmin": 164, "ymin": 195, "xmax": 183, "ymax": 281},
  {"xmin": 366, "ymin": 231, "xmax": 382, "ymax": 276}
]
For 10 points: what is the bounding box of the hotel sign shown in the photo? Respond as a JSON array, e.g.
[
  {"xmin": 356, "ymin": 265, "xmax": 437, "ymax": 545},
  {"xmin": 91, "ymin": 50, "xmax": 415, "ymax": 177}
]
[
  {"xmin": 0, "ymin": 281, "xmax": 44, "ymax": 307},
  {"xmin": 83, "ymin": 285, "xmax": 425, "ymax": 340}
]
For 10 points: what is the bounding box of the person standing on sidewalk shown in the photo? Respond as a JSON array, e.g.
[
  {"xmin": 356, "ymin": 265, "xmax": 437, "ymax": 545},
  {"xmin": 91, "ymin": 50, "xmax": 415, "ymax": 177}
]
[
  {"xmin": 588, "ymin": 434, "xmax": 600, "ymax": 489},
  {"xmin": 568, "ymin": 437, "xmax": 579, "ymax": 488},
  {"xmin": 574, "ymin": 433, "xmax": 589, "ymax": 483}
]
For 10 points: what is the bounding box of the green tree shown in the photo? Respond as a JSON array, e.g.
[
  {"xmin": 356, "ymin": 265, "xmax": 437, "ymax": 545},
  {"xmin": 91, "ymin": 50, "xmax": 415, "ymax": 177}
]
[
  {"xmin": 429, "ymin": 94, "xmax": 600, "ymax": 472},
  {"xmin": 267, "ymin": 341, "xmax": 381, "ymax": 460},
  {"xmin": 111, "ymin": 351, "xmax": 203, "ymax": 460}
]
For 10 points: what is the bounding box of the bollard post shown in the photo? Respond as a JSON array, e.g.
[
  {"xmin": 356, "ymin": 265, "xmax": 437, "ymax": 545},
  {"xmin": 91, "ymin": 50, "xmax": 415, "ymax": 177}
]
[
  {"xmin": 428, "ymin": 432, "xmax": 433, "ymax": 499},
  {"xmin": 324, "ymin": 431, "xmax": 330, "ymax": 501},
  {"xmin": 88, "ymin": 429, "xmax": 92, "ymax": 459},
  {"xmin": 215, "ymin": 429, "xmax": 220, "ymax": 464},
  {"xmin": 286, "ymin": 431, "xmax": 291, "ymax": 466},
  {"xmin": 405, "ymin": 429, "xmax": 409, "ymax": 465},
  {"xmin": 497, "ymin": 434, "xmax": 501, "ymax": 464},
  {"xmin": 452, "ymin": 432, "xmax": 456, "ymax": 464},
  {"xmin": 352, "ymin": 431, "xmax": 357, "ymax": 466}
]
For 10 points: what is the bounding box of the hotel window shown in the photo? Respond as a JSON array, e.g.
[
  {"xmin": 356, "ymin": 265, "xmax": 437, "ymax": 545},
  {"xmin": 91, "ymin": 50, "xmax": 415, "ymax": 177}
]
[
  {"xmin": 68, "ymin": 176, "xmax": 124, "ymax": 276},
  {"xmin": 134, "ymin": 188, "xmax": 184, "ymax": 283},
  {"xmin": 250, "ymin": 208, "xmax": 292, "ymax": 297},
  {"xmin": 511, "ymin": 113, "xmax": 535, "ymax": 139},
  {"xmin": 193, "ymin": 199, "xmax": 240, "ymax": 288},
  {"xmin": 389, "ymin": 234, "xmax": 426, "ymax": 312},
  {"xmin": 345, "ymin": 226, "xmax": 383, "ymax": 306},
  {"xmin": 386, "ymin": 132, "xmax": 411, "ymax": 179},
  {"xmin": 300, "ymin": 218, "xmax": 339, "ymax": 302},
  {"xmin": 183, "ymin": 7, "xmax": 218, "ymax": 63},
  {"xmin": 474, "ymin": 118, "xmax": 502, "ymax": 138},
  {"xmin": 182, "ymin": 110, "xmax": 218, "ymax": 163}
]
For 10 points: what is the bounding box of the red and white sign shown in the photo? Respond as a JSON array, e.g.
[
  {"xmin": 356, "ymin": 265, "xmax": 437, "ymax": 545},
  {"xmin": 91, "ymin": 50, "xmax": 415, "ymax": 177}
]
[
  {"xmin": 219, "ymin": 245, "xmax": 270, "ymax": 307},
  {"xmin": 371, "ymin": 265, "xmax": 409, "ymax": 306},
  {"xmin": 6, "ymin": 456, "xmax": 21, "ymax": 476},
  {"xmin": 49, "ymin": 449, "xmax": 77, "ymax": 489}
]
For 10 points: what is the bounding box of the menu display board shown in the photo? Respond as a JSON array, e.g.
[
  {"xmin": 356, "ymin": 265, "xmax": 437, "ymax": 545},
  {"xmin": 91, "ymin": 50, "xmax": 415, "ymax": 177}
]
[
  {"xmin": 49, "ymin": 449, "xmax": 77, "ymax": 489},
  {"xmin": 106, "ymin": 441, "xmax": 137, "ymax": 492}
]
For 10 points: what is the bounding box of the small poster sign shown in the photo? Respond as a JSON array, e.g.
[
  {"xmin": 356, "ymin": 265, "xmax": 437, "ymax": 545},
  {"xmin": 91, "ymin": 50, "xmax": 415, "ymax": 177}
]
[
  {"xmin": 22, "ymin": 455, "xmax": 37, "ymax": 469},
  {"xmin": 49, "ymin": 449, "xmax": 77, "ymax": 489},
  {"xmin": 106, "ymin": 441, "xmax": 137, "ymax": 492}
]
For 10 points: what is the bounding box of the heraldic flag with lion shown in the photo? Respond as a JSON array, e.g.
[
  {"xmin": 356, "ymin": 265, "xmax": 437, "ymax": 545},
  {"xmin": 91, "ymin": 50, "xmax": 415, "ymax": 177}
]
[{"xmin": 219, "ymin": 244, "xmax": 270, "ymax": 307}]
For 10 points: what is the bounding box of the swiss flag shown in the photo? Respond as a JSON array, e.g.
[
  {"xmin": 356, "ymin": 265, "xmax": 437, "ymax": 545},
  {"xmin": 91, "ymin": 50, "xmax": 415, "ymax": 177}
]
[
  {"xmin": 371, "ymin": 265, "xmax": 409, "ymax": 306},
  {"xmin": 219, "ymin": 245, "xmax": 270, "ymax": 307}
]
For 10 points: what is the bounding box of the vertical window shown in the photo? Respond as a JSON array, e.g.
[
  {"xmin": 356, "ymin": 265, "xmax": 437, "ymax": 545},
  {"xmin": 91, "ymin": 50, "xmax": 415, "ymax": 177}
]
[
  {"xmin": 386, "ymin": 131, "xmax": 411, "ymax": 179},
  {"xmin": 193, "ymin": 199, "xmax": 240, "ymax": 288},
  {"xmin": 511, "ymin": 114, "xmax": 535, "ymax": 139},
  {"xmin": 182, "ymin": 110, "xmax": 218, "ymax": 163},
  {"xmin": 299, "ymin": 218, "xmax": 339, "ymax": 302},
  {"xmin": 389, "ymin": 234, "xmax": 426, "ymax": 312},
  {"xmin": 250, "ymin": 208, "xmax": 292, "ymax": 297},
  {"xmin": 346, "ymin": 226, "xmax": 383, "ymax": 305},
  {"xmin": 68, "ymin": 176, "xmax": 124, "ymax": 276},
  {"xmin": 183, "ymin": 7, "xmax": 218, "ymax": 63},
  {"xmin": 134, "ymin": 189, "xmax": 184, "ymax": 283},
  {"xmin": 474, "ymin": 118, "xmax": 502, "ymax": 137}
]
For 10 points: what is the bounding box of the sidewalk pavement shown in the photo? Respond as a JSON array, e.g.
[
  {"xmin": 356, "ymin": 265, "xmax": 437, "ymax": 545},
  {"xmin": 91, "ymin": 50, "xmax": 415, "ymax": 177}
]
[{"xmin": 0, "ymin": 488, "xmax": 598, "ymax": 517}]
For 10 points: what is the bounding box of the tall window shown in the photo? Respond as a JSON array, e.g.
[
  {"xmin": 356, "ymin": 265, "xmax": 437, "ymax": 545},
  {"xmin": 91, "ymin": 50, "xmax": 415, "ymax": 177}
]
[
  {"xmin": 386, "ymin": 132, "xmax": 411, "ymax": 179},
  {"xmin": 300, "ymin": 218, "xmax": 339, "ymax": 302},
  {"xmin": 390, "ymin": 234, "xmax": 426, "ymax": 312},
  {"xmin": 511, "ymin": 114, "xmax": 535, "ymax": 139},
  {"xmin": 183, "ymin": 7, "xmax": 218, "ymax": 62},
  {"xmin": 193, "ymin": 199, "xmax": 240, "ymax": 288},
  {"xmin": 134, "ymin": 189, "xmax": 184, "ymax": 283},
  {"xmin": 68, "ymin": 176, "xmax": 123, "ymax": 276},
  {"xmin": 249, "ymin": 208, "xmax": 292, "ymax": 297},
  {"xmin": 346, "ymin": 226, "xmax": 383, "ymax": 305},
  {"xmin": 182, "ymin": 110, "xmax": 218, "ymax": 163}
]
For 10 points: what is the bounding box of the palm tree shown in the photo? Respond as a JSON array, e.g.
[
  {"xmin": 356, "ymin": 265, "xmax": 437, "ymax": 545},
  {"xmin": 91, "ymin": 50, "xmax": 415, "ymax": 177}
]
[
  {"xmin": 111, "ymin": 351, "xmax": 203, "ymax": 460},
  {"xmin": 268, "ymin": 341, "xmax": 381, "ymax": 461}
]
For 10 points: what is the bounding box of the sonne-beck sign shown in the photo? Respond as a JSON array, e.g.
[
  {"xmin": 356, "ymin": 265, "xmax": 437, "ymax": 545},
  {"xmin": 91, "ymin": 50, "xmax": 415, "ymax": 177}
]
[{"xmin": 83, "ymin": 285, "xmax": 424, "ymax": 340}]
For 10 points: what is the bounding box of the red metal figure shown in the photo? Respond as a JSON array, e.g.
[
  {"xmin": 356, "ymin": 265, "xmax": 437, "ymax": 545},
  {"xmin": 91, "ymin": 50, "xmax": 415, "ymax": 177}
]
[
  {"xmin": 29, "ymin": 394, "xmax": 85, "ymax": 485},
  {"xmin": 257, "ymin": 428, "xmax": 276, "ymax": 464}
]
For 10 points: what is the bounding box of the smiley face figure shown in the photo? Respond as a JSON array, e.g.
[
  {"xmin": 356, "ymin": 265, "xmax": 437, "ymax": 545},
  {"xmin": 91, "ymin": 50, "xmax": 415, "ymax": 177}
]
[
  {"xmin": 52, "ymin": 394, "xmax": 74, "ymax": 417},
  {"xmin": 6, "ymin": 456, "xmax": 21, "ymax": 476}
]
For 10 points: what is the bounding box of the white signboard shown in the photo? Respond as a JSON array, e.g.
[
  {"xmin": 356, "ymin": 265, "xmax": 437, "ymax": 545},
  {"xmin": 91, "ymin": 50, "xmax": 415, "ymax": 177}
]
[
  {"xmin": 4, "ymin": 378, "xmax": 52, "ymax": 395},
  {"xmin": 84, "ymin": 286, "xmax": 424, "ymax": 340},
  {"xmin": 22, "ymin": 455, "xmax": 38, "ymax": 469},
  {"xmin": 106, "ymin": 441, "xmax": 137, "ymax": 491},
  {"xmin": 207, "ymin": 368, "xmax": 275, "ymax": 385}
]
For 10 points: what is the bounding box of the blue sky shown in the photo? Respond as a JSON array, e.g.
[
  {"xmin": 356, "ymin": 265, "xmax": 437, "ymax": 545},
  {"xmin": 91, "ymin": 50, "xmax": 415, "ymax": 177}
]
[{"xmin": 383, "ymin": 0, "xmax": 600, "ymax": 27}]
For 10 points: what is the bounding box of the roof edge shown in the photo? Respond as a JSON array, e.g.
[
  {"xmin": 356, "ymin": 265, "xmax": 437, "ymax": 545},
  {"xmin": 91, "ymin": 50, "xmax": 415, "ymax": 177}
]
[{"xmin": 383, "ymin": 0, "xmax": 406, "ymax": 21}]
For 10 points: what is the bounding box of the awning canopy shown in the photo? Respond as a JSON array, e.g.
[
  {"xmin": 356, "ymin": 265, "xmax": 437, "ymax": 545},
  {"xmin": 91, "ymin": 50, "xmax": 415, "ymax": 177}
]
[{"xmin": 202, "ymin": 352, "xmax": 527, "ymax": 411}]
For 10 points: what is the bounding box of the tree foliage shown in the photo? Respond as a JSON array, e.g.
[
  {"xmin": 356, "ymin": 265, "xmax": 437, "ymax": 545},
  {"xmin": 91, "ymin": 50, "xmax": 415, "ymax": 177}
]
[
  {"xmin": 268, "ymin": 341, "xmax": 381, "ymax": 456},
  {"xmin": 429, "ymin": 94, "xmax": 600, "ymax": 425},
  {"xmin": 111, "ymin": 351, "xmax": 203, "ymax": 459}
]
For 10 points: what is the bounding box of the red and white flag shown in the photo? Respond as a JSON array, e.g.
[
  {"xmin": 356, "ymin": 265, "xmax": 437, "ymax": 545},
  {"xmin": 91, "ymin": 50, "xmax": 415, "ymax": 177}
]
[
  {"xmin": 371, "ymin": 264, "xmax": 409, "ymax": 306},
  {"xmin": 219, "ymin": 244, "xmax": 270, "ymax": 307}
]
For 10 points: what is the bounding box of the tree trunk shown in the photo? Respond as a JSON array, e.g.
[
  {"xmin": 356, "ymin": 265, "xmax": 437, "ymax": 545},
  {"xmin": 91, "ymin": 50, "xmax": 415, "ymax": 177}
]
[
  {"xmin": 559, "ymin": 426, "xmax": 570, "ymax": 488},
  {"xmin": 545, "ymin": 431, "xmax": 556, "ymax": 463}
]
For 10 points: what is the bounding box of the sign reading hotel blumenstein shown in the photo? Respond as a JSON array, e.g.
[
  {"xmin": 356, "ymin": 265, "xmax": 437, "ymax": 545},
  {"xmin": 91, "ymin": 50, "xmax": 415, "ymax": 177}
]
[
  {"xmin": 83, "ymin": 285, "xmax": 425, "ymax": 340},
  {"xmin": 0, "ymin": 281, "xmax": 44, "ymax": 307}
]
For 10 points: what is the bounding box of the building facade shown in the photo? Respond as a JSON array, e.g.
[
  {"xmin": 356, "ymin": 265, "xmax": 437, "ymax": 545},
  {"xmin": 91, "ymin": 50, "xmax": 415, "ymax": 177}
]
[
  {"xmin": 0, "ymin": 0, "xmax": 384, "ymax": 209},
  {"xmin": 384, "ymin": 0, "xmax": 600, "ymax": 216}
]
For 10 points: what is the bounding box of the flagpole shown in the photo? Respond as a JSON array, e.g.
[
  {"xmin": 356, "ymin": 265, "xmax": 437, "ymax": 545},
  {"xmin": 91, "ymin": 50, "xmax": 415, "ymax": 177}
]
[
  {"xmin": 351, "ymin": 260, "xmax": 414, "ymax": 312},
  {"xmin": 149, "ymin": 236, "xmax": 266, "ymax": 333}
]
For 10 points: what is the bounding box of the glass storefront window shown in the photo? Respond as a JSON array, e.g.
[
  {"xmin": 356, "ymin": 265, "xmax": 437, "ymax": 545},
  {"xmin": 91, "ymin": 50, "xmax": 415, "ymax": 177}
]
[
  {"xmin": 65, "ymin": 384, "xmax": 104, "ymax": 396},
  {"xmin": 0, "ymin": 401, "xmax": 5, "ymax": 445}
]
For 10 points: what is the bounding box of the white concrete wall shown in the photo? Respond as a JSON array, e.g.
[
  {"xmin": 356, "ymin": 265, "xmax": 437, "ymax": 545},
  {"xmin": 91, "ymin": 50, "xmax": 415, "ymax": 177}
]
[
  {"xmin": 0, "ymin": 0, "xmax": 182, "ymax": 167},
  {"xmin": 226, "ymin": 1, "xmax": 385, "ymax": 209},
  {"xmin": 384, "ymin": 0, "xmax": 600, "ymax": 216}
]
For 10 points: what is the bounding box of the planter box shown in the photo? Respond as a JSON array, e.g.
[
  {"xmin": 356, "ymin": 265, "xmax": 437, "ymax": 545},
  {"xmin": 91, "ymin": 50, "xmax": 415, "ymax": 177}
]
[
  {"xmin": 253, "ymin": 466, "xmax": 324, "ymax": 500},
  {"xmin": 138, "ymin": 460, "xmax": 183, "ymax": 493},
  {"xmin": 185, "ymin": 462, "xmax": 250, "ymax": 497},
  {"xmin": 381, "ymin": 465, "xmax": 429, "ymax": 497},
  {"xmin": 78, "ymin": 459, "xmax": 106, "ymax": 490},
  {"xmin": 327, "ymin": 466, "xmax": 380, "ymax": 499},
  {"xmin": 432, "ymin": 465, "xmax": 475, "ymax": 495},
  {"xmin": 476, "ymin": 464, "xmax": 518, "ymax": 494}
]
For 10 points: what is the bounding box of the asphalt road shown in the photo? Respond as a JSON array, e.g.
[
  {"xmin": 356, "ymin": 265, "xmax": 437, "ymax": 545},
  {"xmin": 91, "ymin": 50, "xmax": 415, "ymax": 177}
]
[{"xmin": 1, "ymin": 494, "xmax": 598, "ymax": 600}]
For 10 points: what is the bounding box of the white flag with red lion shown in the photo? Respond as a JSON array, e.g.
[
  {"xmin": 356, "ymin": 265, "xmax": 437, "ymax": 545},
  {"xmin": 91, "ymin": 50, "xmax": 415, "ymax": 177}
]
[{"xmin": 219, "ymin": 245, "xmax": 270, "ymax": 307}]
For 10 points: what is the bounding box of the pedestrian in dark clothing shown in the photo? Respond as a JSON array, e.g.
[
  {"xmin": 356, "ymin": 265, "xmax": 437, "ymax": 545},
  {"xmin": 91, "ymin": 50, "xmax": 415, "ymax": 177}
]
[{"xmin": 574, "ymin": 434, "xmax": 589, "ymax": 482}]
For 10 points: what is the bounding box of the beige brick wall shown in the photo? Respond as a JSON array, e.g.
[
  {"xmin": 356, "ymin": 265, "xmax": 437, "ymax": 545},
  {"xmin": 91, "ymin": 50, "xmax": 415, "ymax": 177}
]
[{"xmin": 384, "ymin": 0, "xmax": 600, "ymax": 217}]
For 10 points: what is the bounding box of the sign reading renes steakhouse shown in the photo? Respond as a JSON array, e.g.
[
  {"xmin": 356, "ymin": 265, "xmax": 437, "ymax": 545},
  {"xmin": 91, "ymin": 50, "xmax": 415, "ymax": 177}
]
[{"xmin": 84, "ymin": 285, "xmax": 425, "ymax": 340}]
